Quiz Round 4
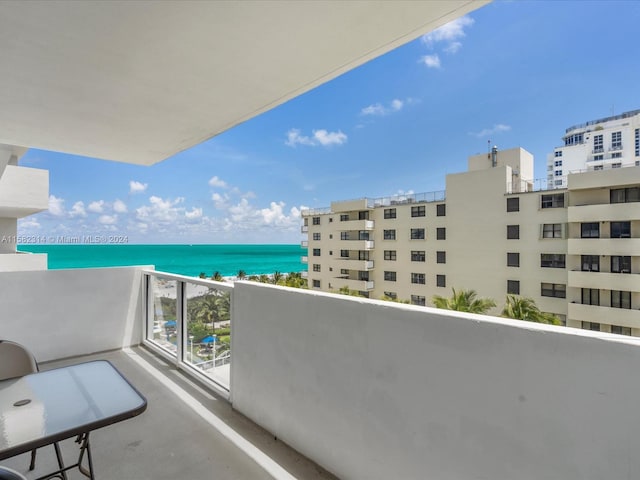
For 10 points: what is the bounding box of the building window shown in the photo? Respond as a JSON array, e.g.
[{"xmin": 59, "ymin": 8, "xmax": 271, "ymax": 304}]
[
  {"xmin": 384, "ymin": 271, "xmax": 397, "ymax": 282},
  {"xmin": 411, "ymin": 251, "xmax": 426, "ymax": 262},
  {"xmin": 340, "ymin": 214, "xmax": 349, "ymax": 221},
  {"xmin": 436, "ymin": 204, "xmax": 446, "ymax": 216},
  {"xmin": 340, "ymin": 249, "xmax": 349, "ymax": 258},
  {"xmin": 384, "ymin": 250, "xmax": 396, "ymax": 261},
  {"xmin": 329, "ymin": 218, "xmax": 333, "ymax": 223},
  {"xmin": 384, "ymin": 291, "xmax": 397, "ymax": 300},
  {"xmin": 540, "ymin": 253, "xmax": 565, "ymax": 268},
  {"xmin": 436, "ymin": 275, "xmax": 446, "ymax": 288},
  {"xmin": 359, "ymin": 211, "xmax": 369, "ymax": 220},
  {"xmin": 565, "ymin": 133, "xmax": 583, "ymax": 146},
  {"xmin": 582, "ymin": 321, "xmax": 600, "ymax": 332},
  {"xmin": 411, "ymin": 206, "xmax": 425, "ymax": 217},
  {"xmin": 610, "ymin": 187, "xmax": 640, "ymax": 203},
  {"xmin": 582, "ymin": 288, "xmax": 599, "ymax": 306},
  {"xmin": 554, "ymin": 179, "xmax": 564, "ymax": 186},
  {"xmin": 313, "ymin": 264, "xmax": 321, "ymax": 272},
  {"xmin": 358, "ymin": 231, "xmax": 370, "ymax": 241},
  {"xmin": 635, "ymin": 128, "xmax": 639, "ymax": 157},
  {"xmin": 383, "ymin": 229, "xmax": 396, "ymax": 240},
  {"xmin": 312, "ymin": 216, "xmax": 320, "ymax": 225},
  {"xmin": 312, "ymin": 279, "xmax": 320, "ymax": 288},
  {"xmin": 411, "ymin": 273, "xmax": 425, "ymax": 284},
  {"xmin": 611, "ymin": 325, "xmax": 632, "ymax": 336},
  {"xmin": 611, "ymin": 131, "xmax": 622, "ymax": 150},
  {"xmin": 581, "ymin": 255, "xmax": 600, "ymax": 272},
  {"xmin": 312, "ymin": 232, "xmax": 321, "ymax": 241},
  {"xmin": 339, "ymin": 232, "xmax": 349, "ymax": 241},
  {"xmin": 340, "ymin": 269, "xmax": 349, "ymax": 275},
  {"xmin": 554, "ymin": 160, "xmax": 563, "ymax": 167},
  {"xmin": 436, "ymin": 227, "xmax": 446, "ymax": 240},
  {"xmin": 593, "ymin": 156, "xmax": 604, "ymax": 162},
  {"xmin": 611, "ymin": 290, "xmax": 631, "ymax": 309},
  {"xmin": 554, "ymin": 170, "xmax": 562, "ymax": 176},
  {"xmin": 555, "ymin": 151, "xmax": 563, "ymax": 157},
  {"xmin": 593, "ymin": 134, "xmax": 603, "ymax": 153},
  {"xmin": 507, "ymin": 197, "xmax": 519, "ymax": 212},
  {"xmin": 410, "ymin": 228, "xmax": 425, "ymax": 240},
  {"xmin": 312, "ymin": 248, "xmax": 321, "ymax": 256},
  {"xmin": 507, "ymin": 252, "xmax": 520, "ymax": 267},
  {"xmin": 358, "ymin": 251, "xmax": 369, "ymax": 261},
  {"xmin": 542, "ymin": 223, "xmax": 562, "ymax": 238},
  {"xmin": 541, "ymin": 282, "xmax": 566, "ymax": 298},
  {"xmin": 611, "ymin": 154, "xmax": 622, "ymax": 160},
  {"xmin": 541, "ymin": 193, "xmax": 564, "ymax": 208},
  {"xmin": 507, "ymin": 225, "xmax": 520, "ymax": 239},
  {"xmin": 411, "ymin": 295, "xmax": 426, "ymax": 306},
  {"xmin": 611, "ymin": 256, "xmax": 631, "ymax": 273},
  {"xmin": 581, "ymin": 222, "xmax": 599, "ymax": 238},
  {"xmin": 358, "ymin": 271, "xmax": 369, "ymax": 281},
  {"xmin": 611, "ymin": 221, "xmax": 631, "ymax": 238},
  {"xmin": 507, "ymin": 280, "xmax": 520, "ymax": 295},
  {"xmin": 436, "ymin": 251, "xmax": 446, "ymax": 264},
  {"xmin": 384, "ymin": 208, "xmax": 396, "ymax": 219}
]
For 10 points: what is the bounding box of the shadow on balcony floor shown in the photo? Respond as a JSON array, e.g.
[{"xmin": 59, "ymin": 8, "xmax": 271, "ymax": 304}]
[{"xmin": 1, "ymin": 347, "xmax": 337, "ymax": 480}]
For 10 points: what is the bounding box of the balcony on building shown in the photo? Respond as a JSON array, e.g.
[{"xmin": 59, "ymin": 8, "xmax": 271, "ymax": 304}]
[
  {"xmin": 331, "ymin": 276, "xmax": 374, "ymax": 292},
  {"xmin": 334, "ymin": 258, "xmax": 375, "ymax": 271},
  {"xmin": 301, "ymin": 240, "xmax": 308, "ymax": 248},
  {"xmin": 569, "ymin": 269, "xmax": 640, "ymax": 292},
  {"xmin": 301, "ymin": 255, "xmax": 308, "ymax": 263},
  {"xmin": 4, "ymin": 266, "xmax": 640, "ymax": 480},
  {"xmin": 568, "ymin": 302, "xmax": 639, "ymax": 329}
]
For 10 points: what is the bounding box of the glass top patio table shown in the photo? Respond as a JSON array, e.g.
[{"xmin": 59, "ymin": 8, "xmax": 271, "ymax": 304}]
[{"xmin": 0, "ymin": 360, "xmax": 147, "ymax": 461}]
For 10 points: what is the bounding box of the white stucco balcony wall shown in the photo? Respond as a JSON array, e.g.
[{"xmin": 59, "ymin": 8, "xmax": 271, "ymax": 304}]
[{"xmin": 0, "ymin": 165, "xmax": 48, "ymax": 217}]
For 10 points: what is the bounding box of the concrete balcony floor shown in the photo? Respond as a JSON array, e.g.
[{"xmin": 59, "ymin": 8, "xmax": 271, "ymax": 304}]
[{"xmin": 1, "ymin": 347, "xmax": 336, "ymax": 480}]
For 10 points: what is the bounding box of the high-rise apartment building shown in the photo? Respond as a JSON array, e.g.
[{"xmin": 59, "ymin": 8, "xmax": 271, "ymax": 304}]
[
  {"xmin": 547, "ymin": 109, "xmax": 640, "ymax": 189},
  {"xmin": 302, "ymin": 146, "xmax": 640, "ymax": 335}
]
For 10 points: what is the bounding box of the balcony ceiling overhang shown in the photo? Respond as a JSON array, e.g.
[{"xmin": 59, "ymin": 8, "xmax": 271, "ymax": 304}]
[{"xmin": 0, "ymin": 0, "xmax": 488, "ymax": 166}]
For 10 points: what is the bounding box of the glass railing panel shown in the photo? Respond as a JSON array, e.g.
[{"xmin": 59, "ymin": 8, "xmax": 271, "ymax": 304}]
[
  {"xmin": 148, "ymin": 275, "xmax": 178, "ymax": 356},
  {"xmin": 184, "ymin": 282, "xmax": 231, "ymax": 389}
]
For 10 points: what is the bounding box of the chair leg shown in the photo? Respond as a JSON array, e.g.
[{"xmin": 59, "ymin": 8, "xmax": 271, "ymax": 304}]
[{"xmin": 29, "ymin": 449, "xmax": 36, "ymax": 470}]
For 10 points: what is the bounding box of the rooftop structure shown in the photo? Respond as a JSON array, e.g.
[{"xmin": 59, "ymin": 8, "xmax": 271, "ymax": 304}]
[{"xmin": 547, "ymin": 108, "xmax": 640, "ymax": 188}]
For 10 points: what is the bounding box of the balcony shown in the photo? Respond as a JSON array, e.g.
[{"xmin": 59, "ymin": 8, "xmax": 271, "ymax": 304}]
[
  {"xmin": 301, "ymin": 240, "xmax": 308, "ymax": 248},
  {"xmin": 568, "ymin": 237, "xmax": 640, "ymax": 256},
  {"xmin": 339, "ymin": 239, "xmax": 374, "ymax": 250},
  {"xmin": 5, "ymin": 265, "xmax": 640, "ymax": 479},
  {"xmin": 568, "ymin": 302, "xmax": 640, "ymax": 328},
  {"xmin": 333, "ymin": 258, "xmax": 374, "ymax": 271},
  {"xmin": 568, "ymin": 203, "xmax": 640, "ymax": 222},
  {"xmin": 330, "ymin": 277, "xmax": 374, "ymax": 291},
  {"xmin": 0, "ymin": 165, "xmax": 49, "ymax": 217},
  {"xmin": 569, "ymin": 270, "xmax": 640, "ymax": 291},
  {"xmin": 301, "ymin": 225, "xmax": 309, "ymax": 233},
  {"xmin": 337, "ymin": 219, "xmax": 374, "ymax": 230},
  {"xmin": 0, "ymin": 251, "xmax": 47, "ymax": 272},
  {"xmin": 301, "ymin": 255, "xmax": 308, "ymax": 263}
]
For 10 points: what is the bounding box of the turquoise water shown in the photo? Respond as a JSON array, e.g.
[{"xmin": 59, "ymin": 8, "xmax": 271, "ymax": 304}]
[{"xmin": 19, "ymin": 244, "xmax": 306, "ymax": 278}]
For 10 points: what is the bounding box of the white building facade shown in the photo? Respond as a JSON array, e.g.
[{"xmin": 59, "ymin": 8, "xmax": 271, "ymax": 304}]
[{"xmin": 547, "ymin": 109, "xmax": 640, "ymax": 188}]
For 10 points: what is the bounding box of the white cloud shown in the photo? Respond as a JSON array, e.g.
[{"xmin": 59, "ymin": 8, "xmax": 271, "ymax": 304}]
[
  {"xmin": 48, "ymin": 195, "xmax": 65, "ymax": 216},
  {"xmin": 285, "ymin": 128, "xmax": 347, "ymax": 147},
  {"xmin": 444, "ymin": 41, "xmax": 462, "ymax": 54},
  {"xmin": 421, "ymin": 54, "xmax": 441, "ymax": 69},
  {"xmin": 136, "ymin": 196, "xmax": 185, "ymax": 224},
  {"xmin": 361, "ymin": 98, "xmax": 409, "ymax": 117},
  {"xmin": 208, "ymin": 176, "xmax": 227, "ymax": 188},
  {"xmin": 313, "ymin": 129, "xmax": 347, "ymax": 146},
  {"xmin": 98, "ymin": 214, "xmax": 118, "ymax": 225},
  {"xmin": 87, "ymin": 200, "xmax": 105, "ymax": 213},
  {"xmin": 129, "ymin": 180, "xmax": 148, "ymax": 194},
  {"xmin": 113, "ymin": 199, "xmax": 128, "ymax": 213},
  {"xmin": 185, "ymin": 207, "xmax": 203, "ymax": 220},
  {"xmin": 470, "ymin": 124, "xmax": 512, "ymax": 138},
  {"xmin": 18, "ymin": 218, "xmax": 41, "ymax": 229},
  {"xmin": 69, "ymin": 201, "xmax": 87, "ymax": 218},
  {"xmin": 421, "ymin": 16, "xmax": 474, "ymax": 46},
  {"xmin": 212, "ymin": 192, "xmax": 230, "ymax": 209}
]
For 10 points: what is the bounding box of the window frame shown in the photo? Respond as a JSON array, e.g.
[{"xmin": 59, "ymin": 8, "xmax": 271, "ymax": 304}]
[
  {"xmin": 384, "ymin": 208, "xmax": 397, "ymax": 219},
  {"xmin": 506, "ymin": 197, "xmax": 520, "ymax": 212},
  {"xmin": 411, "ymin": 205, "xmax": 426, "ymax": 217},
  {"xmin": 507, "ymin": 225, "xmax": 520, "ymax": 239},
  {"xmin": 411, "ymin": 272, "xmax": 426, "ymax": 285},
  {"xmin": 507, "ymin": 252, "xmax": 520, "ymax": 267},
  {"xmin": 410, "ymin": 228, "xmax": 425, "ymax": 240}
]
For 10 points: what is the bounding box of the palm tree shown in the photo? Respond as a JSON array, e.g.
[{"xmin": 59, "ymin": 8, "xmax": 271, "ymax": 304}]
[
  {"xmin": 431, "ymin": 288, "xmax": 496, "ymax": 314},
  {"xmin": 211, "ymin": 271, "xmax": 224, "ymax": 282},
  {"xmin": 248, "ymin": 275, "xmax": 259, "ymax": 282},
  {"xmin": 258, "ymin": 274, "xmax": 270, "ymax": 283},
  {"xmin": 501, "ymin": 295, "xmax": 561, "ymax": 325},
  {"xmin": 237, "ymin": 269, "xmax": 247, "ymax": 280},
  {"xmin": 271, "ymin": 271, "xmax": 284, "ymax": 285},
  {"xmin": 198, "ymin": 272, "xmax": 207, "ymax": 279}
]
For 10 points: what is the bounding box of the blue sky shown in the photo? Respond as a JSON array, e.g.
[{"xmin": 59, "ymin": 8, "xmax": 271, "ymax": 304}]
[{"xmin": 19, "ymin": 1, "xmax": 640, "ymax": 244}]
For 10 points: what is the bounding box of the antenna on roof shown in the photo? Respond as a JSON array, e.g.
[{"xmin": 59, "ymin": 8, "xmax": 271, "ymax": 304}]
[{"xmin": 487, "ymin": 139, "xmax": 491, "ymax": 160}]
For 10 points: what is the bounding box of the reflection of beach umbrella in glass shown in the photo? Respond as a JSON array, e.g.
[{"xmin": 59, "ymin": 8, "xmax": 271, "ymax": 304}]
[
  {"xmin": 200, "ymin": 335, "xmax": 217, "ymax": 344},
  {"xmin": 165, "ymin": 321, "xmax": 176, "ymax": 328}
]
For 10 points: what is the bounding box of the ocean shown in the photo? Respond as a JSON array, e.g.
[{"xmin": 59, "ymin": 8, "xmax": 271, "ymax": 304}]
[{"xmin": 18, "ymin": 244, "xmax": 307, "ymax": 278}]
